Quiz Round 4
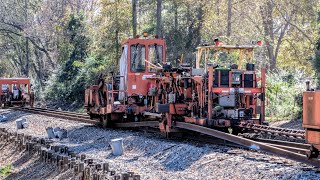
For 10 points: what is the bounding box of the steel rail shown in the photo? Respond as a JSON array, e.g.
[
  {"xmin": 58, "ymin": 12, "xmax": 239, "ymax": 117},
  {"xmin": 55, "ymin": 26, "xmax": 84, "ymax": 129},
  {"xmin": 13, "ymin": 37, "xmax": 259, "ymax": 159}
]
[
  {"xmin": 10, "ymin": 107, "xmax": 89, "ymax": 118},
  {"xmin": 174, "ymin": 122, "xmax": 320, "ymax": 167},
  {"xmin": 27, "ymin": 107, "xmax": 87, "ymax": 115},
  {"xmin": 35, "ymin": 107, "xmax": 87, "ymax": 116},
  {"xmin": 114, "ymin": 121, "xmax": 159, "ymax": 128},
  {"xmin": 248, "ymin": 138, "xmax": 309, "ymax": 149},
  {"xmin": 0, "ymin": 110, "xmax": 13, "ymax": 114},
  {"xmin": 263, "ymin": 143, "xmax": 309, "ymax": 156},
  {"xmin": 9, "ymin": 107, "xmax": 96, "ymax": 125},
  {"xmin": 181, "ymin": 134, "xmax": 310, "ymax": 156},
  {"xmin": 241, "ymin": 123, "xmax": 305, "ymax": 139},
  {"xmin": 6, "ymin": 107, "xmax": 319, "ymax": 167},
  {"xmin": 246, "ymin": 138, "xmax": 311, "ymax": 156}
]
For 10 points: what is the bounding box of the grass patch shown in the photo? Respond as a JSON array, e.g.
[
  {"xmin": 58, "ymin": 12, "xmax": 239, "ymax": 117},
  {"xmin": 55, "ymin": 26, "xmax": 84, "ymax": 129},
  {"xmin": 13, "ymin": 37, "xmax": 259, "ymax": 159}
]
[
  {"xmin": 75, "ymin": 106, "xmax": 85, "ymax": 113},
  {"xmin": 0, "ymin": 164, "xmax": 13, "ymax": 177}
]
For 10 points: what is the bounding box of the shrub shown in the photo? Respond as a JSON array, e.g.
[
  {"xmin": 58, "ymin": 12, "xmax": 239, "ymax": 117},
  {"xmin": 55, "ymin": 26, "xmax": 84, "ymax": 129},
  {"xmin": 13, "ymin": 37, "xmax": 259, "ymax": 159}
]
[
  {"xmin": 265, "ymin": 69, "xmax": 312, "ymax": 120},
  {"xmin": 0, "ymin": 164, "xmax": 12, "ymax": 177}
]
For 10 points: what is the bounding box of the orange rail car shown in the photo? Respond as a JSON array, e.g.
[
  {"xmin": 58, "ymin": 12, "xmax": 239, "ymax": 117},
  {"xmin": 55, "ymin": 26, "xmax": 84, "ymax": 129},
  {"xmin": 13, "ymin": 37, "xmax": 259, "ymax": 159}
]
[
  {"xmin": 0, "ymin": 78, "xmax": 34, "ymax": 107},
  {"xmin": 303, "ymin": 90, "xmax": 320, "ymax": 158}
]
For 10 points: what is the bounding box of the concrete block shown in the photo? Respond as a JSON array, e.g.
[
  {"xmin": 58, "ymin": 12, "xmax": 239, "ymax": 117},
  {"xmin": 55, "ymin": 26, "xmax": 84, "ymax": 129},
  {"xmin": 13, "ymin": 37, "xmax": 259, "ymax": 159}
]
[
  {"xmin": 16, "ymin": 118, "xmax": 27, "ymax": 129},
  {"xmin": 22, "ymin": 121, "xmax": 28, "ymax": 128},
  {"xmin": 0, "ymin": 115, "xmax": 8, "ymax": 122},
  {"xmin": 46, "ymin": 127, "xmax": 55, "ymax": 139},
  {"xmin": 110, "ymin": 138, "xmax": 124, "ymax": 156},
  {"xmin": 57, "ymin": 129, "xmax": 67, "ymax": 139},
  {"xmin": 53, "ymin": 127, "xmax": 61, "ymax": 138}
]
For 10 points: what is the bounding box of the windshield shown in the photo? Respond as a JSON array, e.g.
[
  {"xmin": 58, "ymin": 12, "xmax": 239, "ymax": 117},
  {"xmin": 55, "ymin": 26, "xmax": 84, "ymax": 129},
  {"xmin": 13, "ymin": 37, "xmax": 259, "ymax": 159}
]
[
  {"xmin": 1, "ymin": 84, "xmax": 9, "ymax": 92},
  {"xmin": 148, "ymin": 44, "xmax": 163, "ymax": 72},
  {"xmin": 130, "ymin": 44, "xmax": 146, "ymax": 72}
]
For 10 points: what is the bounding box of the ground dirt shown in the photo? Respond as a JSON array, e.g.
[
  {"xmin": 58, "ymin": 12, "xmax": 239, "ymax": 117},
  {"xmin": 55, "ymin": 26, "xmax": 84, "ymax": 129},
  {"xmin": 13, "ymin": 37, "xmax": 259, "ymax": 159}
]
[{"xmin": 0, "ymin": 109, "xmax": 319, "ymax": 180}]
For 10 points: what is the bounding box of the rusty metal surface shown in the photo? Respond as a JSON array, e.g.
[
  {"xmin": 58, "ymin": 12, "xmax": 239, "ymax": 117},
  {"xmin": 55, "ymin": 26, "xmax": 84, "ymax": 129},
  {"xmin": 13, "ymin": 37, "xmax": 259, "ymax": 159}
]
[
  {"xmin": 241, "ymin": 123, "xmax": 305, "ymax": 139},
  {"xmin": 175, "ymin": 122, "xmax": 320, "ymax": 167},
  {"xmin": 10, "ymin": 107, "xmax": 96, "ymax": 125},
  {"xmin": 114, "ymin": 121, "xmax": 159, "ymax": 128},
  {"xmin": 0, "ymin": 78, "xmax": 33, "ymax": 107},
  {"xmin": 248, "ymin": 138, "xmax": 311, "ymax": 156},
  {"xmin": 263, "ymin": 143, "xmax": 310, "ymax": 156},
  {"xmin": 303, "ymin": 91, "xmax": 320, "ymax": 152},
  {"xmin": 14, "ymin": 107, "xmax": 88, "ymax": 117},
  {"xmin": 303, "ymin": 92, "xmax": 320, "ymax": 128},
  {"xmin": 8, "ymin": 107, "xmax": 320, "ymax": 167},
  {"xmin": 305, "ymin": 130, "xmax": 320, "ymax": 150},
  {"xmin": 248, "ymin": 138, "xmax": 310, "ymax": 150}
]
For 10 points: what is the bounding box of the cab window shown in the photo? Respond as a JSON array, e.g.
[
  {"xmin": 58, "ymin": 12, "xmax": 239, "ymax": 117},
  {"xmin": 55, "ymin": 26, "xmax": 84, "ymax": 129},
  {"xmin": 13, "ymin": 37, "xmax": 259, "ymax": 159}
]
[
  {"xmin": 148, "ymin": 44, "xmax": 163, "ymax": 72},
  {"xmin": 130, "ymin": 44, "xmax": 146, "ymax": 72}
]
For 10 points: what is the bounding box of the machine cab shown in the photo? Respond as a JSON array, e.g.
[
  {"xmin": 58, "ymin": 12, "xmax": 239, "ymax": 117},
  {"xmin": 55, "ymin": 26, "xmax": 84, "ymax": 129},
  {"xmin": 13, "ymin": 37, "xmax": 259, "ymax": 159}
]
[
  {"xmin": 0, "ymin": 78, "xmax": 33, "ymax": 107},
  {"xmin": 119, "ymin": 35, "xmax": 166, "ymax": 98}
]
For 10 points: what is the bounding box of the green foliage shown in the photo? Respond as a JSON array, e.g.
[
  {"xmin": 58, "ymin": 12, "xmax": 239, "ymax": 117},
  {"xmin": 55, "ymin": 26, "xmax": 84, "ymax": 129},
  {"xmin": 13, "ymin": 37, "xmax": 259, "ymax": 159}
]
[
  {"xmin": 265, "ymin": 70, "xmax": 308, "ymax": 119},
  {"xmin": 45, "ymin": 13, "xmax": 89, "ymax": 105},
  {"xmin": 58, "ymin": 13, "xmax": 89, "ymax": 82},
  {"xmin": 0, "ymin": 164, "xmax": 12, "ymax": 177},
  {"xmin": 0, "ymin": 0, "xmax": 316, "ymax": 114}
]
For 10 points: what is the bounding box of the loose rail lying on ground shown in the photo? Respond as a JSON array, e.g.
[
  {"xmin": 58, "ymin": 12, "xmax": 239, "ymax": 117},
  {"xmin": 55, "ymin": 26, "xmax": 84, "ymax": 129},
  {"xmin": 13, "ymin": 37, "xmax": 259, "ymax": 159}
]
[
  {"xmin": 5, "ymin": 107, "xmax": 320, "ymax": 167},
  {"xmin": 174, "ymin": 122, "xmax": 319, "ymax": 167}
]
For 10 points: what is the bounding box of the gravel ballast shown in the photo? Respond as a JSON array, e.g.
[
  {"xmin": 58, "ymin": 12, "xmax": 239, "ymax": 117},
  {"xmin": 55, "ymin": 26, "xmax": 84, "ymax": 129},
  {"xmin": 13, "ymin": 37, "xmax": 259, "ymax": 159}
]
[{"xmin": 0, "ymin": 109, "xmax": 319, "ymax": 179}]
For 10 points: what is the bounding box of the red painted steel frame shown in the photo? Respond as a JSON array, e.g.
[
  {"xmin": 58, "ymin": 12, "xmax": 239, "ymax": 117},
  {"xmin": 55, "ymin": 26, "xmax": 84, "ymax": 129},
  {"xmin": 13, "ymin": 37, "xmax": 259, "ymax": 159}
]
[
  {"xmin": 303, "ymin": 91, "xmax": 320, "ymax": 151},
  {"xmin": 207, "ymin": 67, "xmax": 266, "ymax": 124},
  {"xmin": 124, "ymin": 38, "xmax": 166, "ymax": 96},
  {"xmin": 0, "ymin": 78, "xmax": 31, "ymax": 96}
]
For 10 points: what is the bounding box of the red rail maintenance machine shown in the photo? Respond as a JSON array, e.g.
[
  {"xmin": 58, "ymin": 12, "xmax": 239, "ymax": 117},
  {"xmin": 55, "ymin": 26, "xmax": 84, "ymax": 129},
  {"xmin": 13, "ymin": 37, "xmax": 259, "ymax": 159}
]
[
  {"xmin": 0, "ymin": 78, "xmax": 34, "ymax": 107},
  {"xmin": 85, "ymin": 34, "xmax": 266, "ymax": 135}
]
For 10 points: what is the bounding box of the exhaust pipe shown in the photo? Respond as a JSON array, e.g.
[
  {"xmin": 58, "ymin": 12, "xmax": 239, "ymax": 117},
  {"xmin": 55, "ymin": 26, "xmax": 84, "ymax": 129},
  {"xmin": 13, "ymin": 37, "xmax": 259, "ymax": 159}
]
[{"xmin": 306, "ymin": 81, "xmax": 310, "ymax": 91}]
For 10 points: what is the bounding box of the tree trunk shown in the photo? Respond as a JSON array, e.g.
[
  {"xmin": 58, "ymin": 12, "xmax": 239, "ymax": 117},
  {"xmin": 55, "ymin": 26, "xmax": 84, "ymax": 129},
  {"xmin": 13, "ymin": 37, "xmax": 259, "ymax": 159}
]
[
  {"xmin": 196, "ymin": 3, "xmax": 204, "ymax": 46},
  {"xmin": 115, "ymin": 0, "xmax": 119, "ymax": 65},
  {"xmin": 116, "ymin": 30, "xmax": 119, "ymax": 65},
  {"xmin": 25, "ymin": 38, "xmax": 29, "ymax": 77},
  {"xmin": 33, "ymin": 49, "xmax": 44, "ymax": 89},
  {"xmin": 185, "ymin": 4, "xmax": 193, "ymax": 51},
  {"xmin": 25, "ymin": 0, "xmax": 29, "ymax": 77},
  {"xmin": 156, "ymin": 0, "xmax": 162, "ymax": 37},
  {"xmin": 215, "ymin": 0, "xmax": 220, "ymax": 17},
  {"xmin": 215, "ymin": 0, "xmax": 220, "ymax": 31},
  {"xmin": 132, "ymin": 0, "xmax": 137, "ymax": 37},
  {"xmin": 260, "ymin": 0, "xmax": 276, "ymax": 71},
  {"xmin": 265, "ymin": 41, "xmax": 276, "ymax": 70},
  {"xmin": 227, "ymin": 0, "xmax": 232, "ymax": 37},
  {"xmin": 315, "ymin": 11, "xmax": 320, "ymax": 86},
  {"xmin": 173, "ymin": 1, "xmax": 178, "ymax": 62}
]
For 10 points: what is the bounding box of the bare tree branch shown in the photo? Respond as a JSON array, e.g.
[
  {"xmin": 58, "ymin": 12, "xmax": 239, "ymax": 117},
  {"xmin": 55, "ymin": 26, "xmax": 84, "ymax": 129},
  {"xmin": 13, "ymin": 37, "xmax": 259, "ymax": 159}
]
[{"xmin": 270, "ymin": 0, "xmax": 313, "ymax": 43}]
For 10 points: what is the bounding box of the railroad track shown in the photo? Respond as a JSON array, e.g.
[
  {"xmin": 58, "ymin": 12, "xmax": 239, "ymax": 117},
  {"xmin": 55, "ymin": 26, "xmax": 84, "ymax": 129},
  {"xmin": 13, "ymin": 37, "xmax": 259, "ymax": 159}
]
[
  {"xmin": 248, "ymin": 138, "xmax": 311, "ymax": 156},
  {"xmin": 4, "ymin": 106, "xmax": 320, "ymax": 167},
  {"xmin": 240, "ymin": 123, "xmax": 305, "ymax": 139},
  {"xmin": 8, "ymin": 107, "xmax": 96, "ymax": 125}
]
